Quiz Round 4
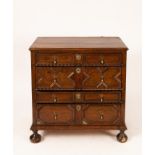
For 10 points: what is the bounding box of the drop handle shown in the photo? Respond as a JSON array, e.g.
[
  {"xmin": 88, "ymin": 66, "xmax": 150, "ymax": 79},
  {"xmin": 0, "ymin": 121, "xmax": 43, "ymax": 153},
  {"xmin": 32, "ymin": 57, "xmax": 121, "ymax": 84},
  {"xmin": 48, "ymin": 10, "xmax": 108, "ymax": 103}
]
[
  {"xmin": 100, "ymin": 97, "xmax": 104, "ymax": 103},
  {"xmin": 53, "ymin": 112, "xmax": 58, "ymax": 120},
  {"xmin": 100, "ymin": 114, "xmax": 104, "ymax": 120},
  {"xmin": 53, "ymin": 97, "xmax": 57, "ymax": 103},
  {"xmin": 100, "ymin": 59, "xmax": 104, "ymax": 64},
  {"xmin": 99, "ymin": 112, "xmax": 104, "ymax": 120},
  {"xmin": 53, "ymin": 59, "xmax": 57, "ymax": 64}
]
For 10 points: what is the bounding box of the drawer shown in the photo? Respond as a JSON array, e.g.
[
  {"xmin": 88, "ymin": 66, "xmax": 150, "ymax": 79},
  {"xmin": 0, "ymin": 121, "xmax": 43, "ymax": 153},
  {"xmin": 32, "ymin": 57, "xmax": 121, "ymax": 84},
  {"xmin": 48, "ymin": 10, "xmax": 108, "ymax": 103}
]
[
  {"xmin": 85, "ymin": 53, "xmax": 121, "ymax": 66},
  {"xmin": 36, "ymin": 67, "xmax": 122, "ymax": 90},
  {"xmin": 37, "ymin": 104, "xmax": 75, "ymax": 125},
  {"xmin": 35, "ymin": 53, "xmax": 121, "ymax": 66},
  {"xmin": 36, "ymin": 92, "xmax": 121, "ymax": 103},
  {"xmin": 81, "ymin": 104, "xmax": 121, "ymax": 125},
  {"xmin": 37, "ymin": 104, "xmax": 120, "ymax": 125}
]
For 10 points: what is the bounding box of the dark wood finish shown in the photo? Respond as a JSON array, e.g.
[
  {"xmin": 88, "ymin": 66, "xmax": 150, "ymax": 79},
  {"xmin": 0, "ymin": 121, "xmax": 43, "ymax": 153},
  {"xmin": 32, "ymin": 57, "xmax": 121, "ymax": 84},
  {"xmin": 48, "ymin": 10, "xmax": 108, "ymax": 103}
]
[{"xmin": 29, "ymin": 37, "xmax": 128, "ymax": 143}]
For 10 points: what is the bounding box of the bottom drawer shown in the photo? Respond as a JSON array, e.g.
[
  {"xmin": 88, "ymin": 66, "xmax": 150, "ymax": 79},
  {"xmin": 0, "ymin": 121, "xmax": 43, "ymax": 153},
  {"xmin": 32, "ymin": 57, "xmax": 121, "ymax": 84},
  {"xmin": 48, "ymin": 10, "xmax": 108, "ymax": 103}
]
[
  {"xmin": 81, "ymin": 104, "xmax": 121, "ymax": 125},
  {"xmin": 37, "ymin": 104, "xmax": 75, "ymax": 125},
  {"xmin": 36, "ymin": 104, "xmax": 121, "ymax": 126}
]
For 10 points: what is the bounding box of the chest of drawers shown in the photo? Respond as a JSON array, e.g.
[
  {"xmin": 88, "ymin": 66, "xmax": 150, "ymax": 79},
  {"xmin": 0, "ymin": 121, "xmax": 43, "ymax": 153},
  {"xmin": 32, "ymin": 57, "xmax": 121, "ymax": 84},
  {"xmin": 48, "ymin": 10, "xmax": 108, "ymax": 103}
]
[{"xmin": 29, "ymin": 37, "xmax": 128, "ymax": 143}]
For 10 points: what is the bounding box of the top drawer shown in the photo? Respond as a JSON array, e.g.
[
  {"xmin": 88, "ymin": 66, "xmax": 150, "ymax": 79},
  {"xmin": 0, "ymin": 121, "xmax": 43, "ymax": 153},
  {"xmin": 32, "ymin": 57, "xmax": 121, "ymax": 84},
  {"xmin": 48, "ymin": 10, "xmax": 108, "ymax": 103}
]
[{"xmin": 35, "ymin": 53, "xmax": 122, "ymax": 66}]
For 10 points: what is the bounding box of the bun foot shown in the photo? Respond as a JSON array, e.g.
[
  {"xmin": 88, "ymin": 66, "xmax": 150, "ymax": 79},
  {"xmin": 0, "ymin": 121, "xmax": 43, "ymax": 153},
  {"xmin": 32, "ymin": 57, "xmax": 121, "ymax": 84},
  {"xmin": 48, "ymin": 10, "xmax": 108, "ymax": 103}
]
[
  {"xmin": 117, "ymin": 131, "xmax": 128, "ymax": 143},
  {"xmin": 30, "ymin": 131, "xmax": 41, "ymax": 143}
]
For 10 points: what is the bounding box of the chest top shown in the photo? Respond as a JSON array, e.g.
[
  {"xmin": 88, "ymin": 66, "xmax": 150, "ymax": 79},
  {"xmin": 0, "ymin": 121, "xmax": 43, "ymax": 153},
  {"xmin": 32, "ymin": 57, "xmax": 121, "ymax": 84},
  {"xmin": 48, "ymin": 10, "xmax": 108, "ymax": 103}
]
[{"xmin": 29, "ymin": 37, "xmax": 128, "ymax": 51}]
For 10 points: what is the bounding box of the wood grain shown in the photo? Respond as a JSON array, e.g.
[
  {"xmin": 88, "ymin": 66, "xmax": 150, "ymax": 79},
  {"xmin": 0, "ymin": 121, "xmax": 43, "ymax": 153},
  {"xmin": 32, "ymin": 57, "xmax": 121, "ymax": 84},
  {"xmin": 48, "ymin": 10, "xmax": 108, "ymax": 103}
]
[{"xmin": 30, "ymin": 37, "xmax": 128, "ymax": 50}]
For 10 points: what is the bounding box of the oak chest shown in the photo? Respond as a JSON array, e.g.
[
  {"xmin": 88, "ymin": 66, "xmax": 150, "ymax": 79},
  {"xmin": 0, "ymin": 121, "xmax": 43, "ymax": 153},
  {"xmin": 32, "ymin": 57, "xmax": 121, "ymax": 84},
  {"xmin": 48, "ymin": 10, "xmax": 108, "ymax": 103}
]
[{"xmin": 29, "ymin": 37, "xmax": 128, "ymax": 143}]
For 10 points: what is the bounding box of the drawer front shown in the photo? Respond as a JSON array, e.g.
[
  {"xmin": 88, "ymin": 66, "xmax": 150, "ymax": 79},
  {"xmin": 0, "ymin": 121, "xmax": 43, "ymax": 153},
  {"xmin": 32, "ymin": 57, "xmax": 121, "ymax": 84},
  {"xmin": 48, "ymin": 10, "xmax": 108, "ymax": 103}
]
[
  {"xmin": 35, "ymin": 53, "xmax": 121, "ymax": 66},
  {"xmin": 36, "ymin": 67, "xmax": 121, "ymax": 90},
  {"xmin": 85, "ymin": 53, "xmax": 121, "ymax": 66},
  {"xmin": 37, "ymin": 104, "xmax": 75, "ymax": 125},
  {"xmin": 36, "ymin": 92, "xmax": 121, "ymax": 103},
  {"xmin": 81, "ymin": 104, "xmax": 120, "ymax": 125}
]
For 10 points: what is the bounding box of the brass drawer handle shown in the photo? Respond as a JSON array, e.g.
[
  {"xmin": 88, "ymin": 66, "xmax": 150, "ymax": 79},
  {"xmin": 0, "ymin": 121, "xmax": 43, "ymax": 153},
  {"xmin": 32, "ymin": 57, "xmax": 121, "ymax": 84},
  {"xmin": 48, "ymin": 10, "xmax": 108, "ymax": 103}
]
[
  {"xmin": 75, "ymin": 54, "xmax": 81, "ymax": 61},
  {"xmin": 53, "ymin": 59, "xmax": 57, "ymax": 64},
  {"xmin": 100, "ymin": 97, "xmax": 104, "ymax": 102},
  {"xmin": 53, "ymin": 97, "xmax": 57, "ymax": 103},
  {"xmin": 53, "ymin": 112, "xmax": 57, "ymax": 120},
  {"xmin": 76, "ymin": 105, "xmax": 81, "ymax": 111},
  {"xmin": 75, "ymin": 67, "xmax": 81, "ymax": 74},
  {"xmin": 100, "ymin": 114, "xmax": 104, "ymax": 120},
  {"xmin": 100, "ymin": 59, "xmax": 104, "ymax": 64},
  {"xmin": 99, "ymin": 112, "xmax": 104, "ymax": 120}
]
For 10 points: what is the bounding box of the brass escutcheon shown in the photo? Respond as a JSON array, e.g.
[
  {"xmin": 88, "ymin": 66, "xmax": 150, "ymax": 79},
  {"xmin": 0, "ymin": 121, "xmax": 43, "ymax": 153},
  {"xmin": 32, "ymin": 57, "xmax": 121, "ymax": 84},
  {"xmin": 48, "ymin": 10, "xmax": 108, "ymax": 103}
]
[
  {"xmin": 75, "ymin": 93, "xmax": 81, "ymax": 100},
  {"xmin": 76, "ymin": 105, "xmax": 81, "ymax": 111},
  {"xmin": 75, "ymin": 54, "xmax": 81, "ymax": 61},
  {"xmin": 76, "ymin": 67, "xmax": 81, "ymax": 74}
]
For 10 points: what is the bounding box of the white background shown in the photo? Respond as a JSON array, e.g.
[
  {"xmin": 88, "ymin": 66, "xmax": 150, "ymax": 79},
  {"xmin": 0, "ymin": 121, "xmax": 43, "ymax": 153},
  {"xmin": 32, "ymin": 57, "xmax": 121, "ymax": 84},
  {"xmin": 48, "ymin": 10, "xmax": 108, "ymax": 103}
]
[{"xmin": 13, "ymin": 0, "xmax": 141, "ymax": 155}]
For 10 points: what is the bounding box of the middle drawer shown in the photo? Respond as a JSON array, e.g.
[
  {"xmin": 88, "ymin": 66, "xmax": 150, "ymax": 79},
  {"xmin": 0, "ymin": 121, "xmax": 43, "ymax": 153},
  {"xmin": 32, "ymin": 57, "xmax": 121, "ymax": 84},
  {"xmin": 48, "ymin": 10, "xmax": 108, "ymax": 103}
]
[
  {"xmin": 36, "ymin": 67, "xmax": 122, "ymax": 90},
  {"xmin": 36, "ymin": 92, "xmax": 121, "ymax": 104}
]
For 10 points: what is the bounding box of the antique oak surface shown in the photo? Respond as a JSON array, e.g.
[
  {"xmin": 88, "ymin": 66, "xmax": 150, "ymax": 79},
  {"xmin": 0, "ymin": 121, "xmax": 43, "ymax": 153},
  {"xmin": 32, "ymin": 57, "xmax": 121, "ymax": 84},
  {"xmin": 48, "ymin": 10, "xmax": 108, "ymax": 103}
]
[{"xmin": 29, "ymin": 37, "xmax": 128, "ymax": 143}]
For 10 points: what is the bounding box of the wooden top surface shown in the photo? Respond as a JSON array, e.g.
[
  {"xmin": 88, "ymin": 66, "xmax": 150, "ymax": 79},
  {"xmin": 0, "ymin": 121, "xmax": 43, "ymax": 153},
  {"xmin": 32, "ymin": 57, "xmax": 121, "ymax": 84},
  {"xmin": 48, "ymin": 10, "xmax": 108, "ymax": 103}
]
[{"xmin": 29, "ymin": 37, "xmax": 128, "ymax": 50}]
